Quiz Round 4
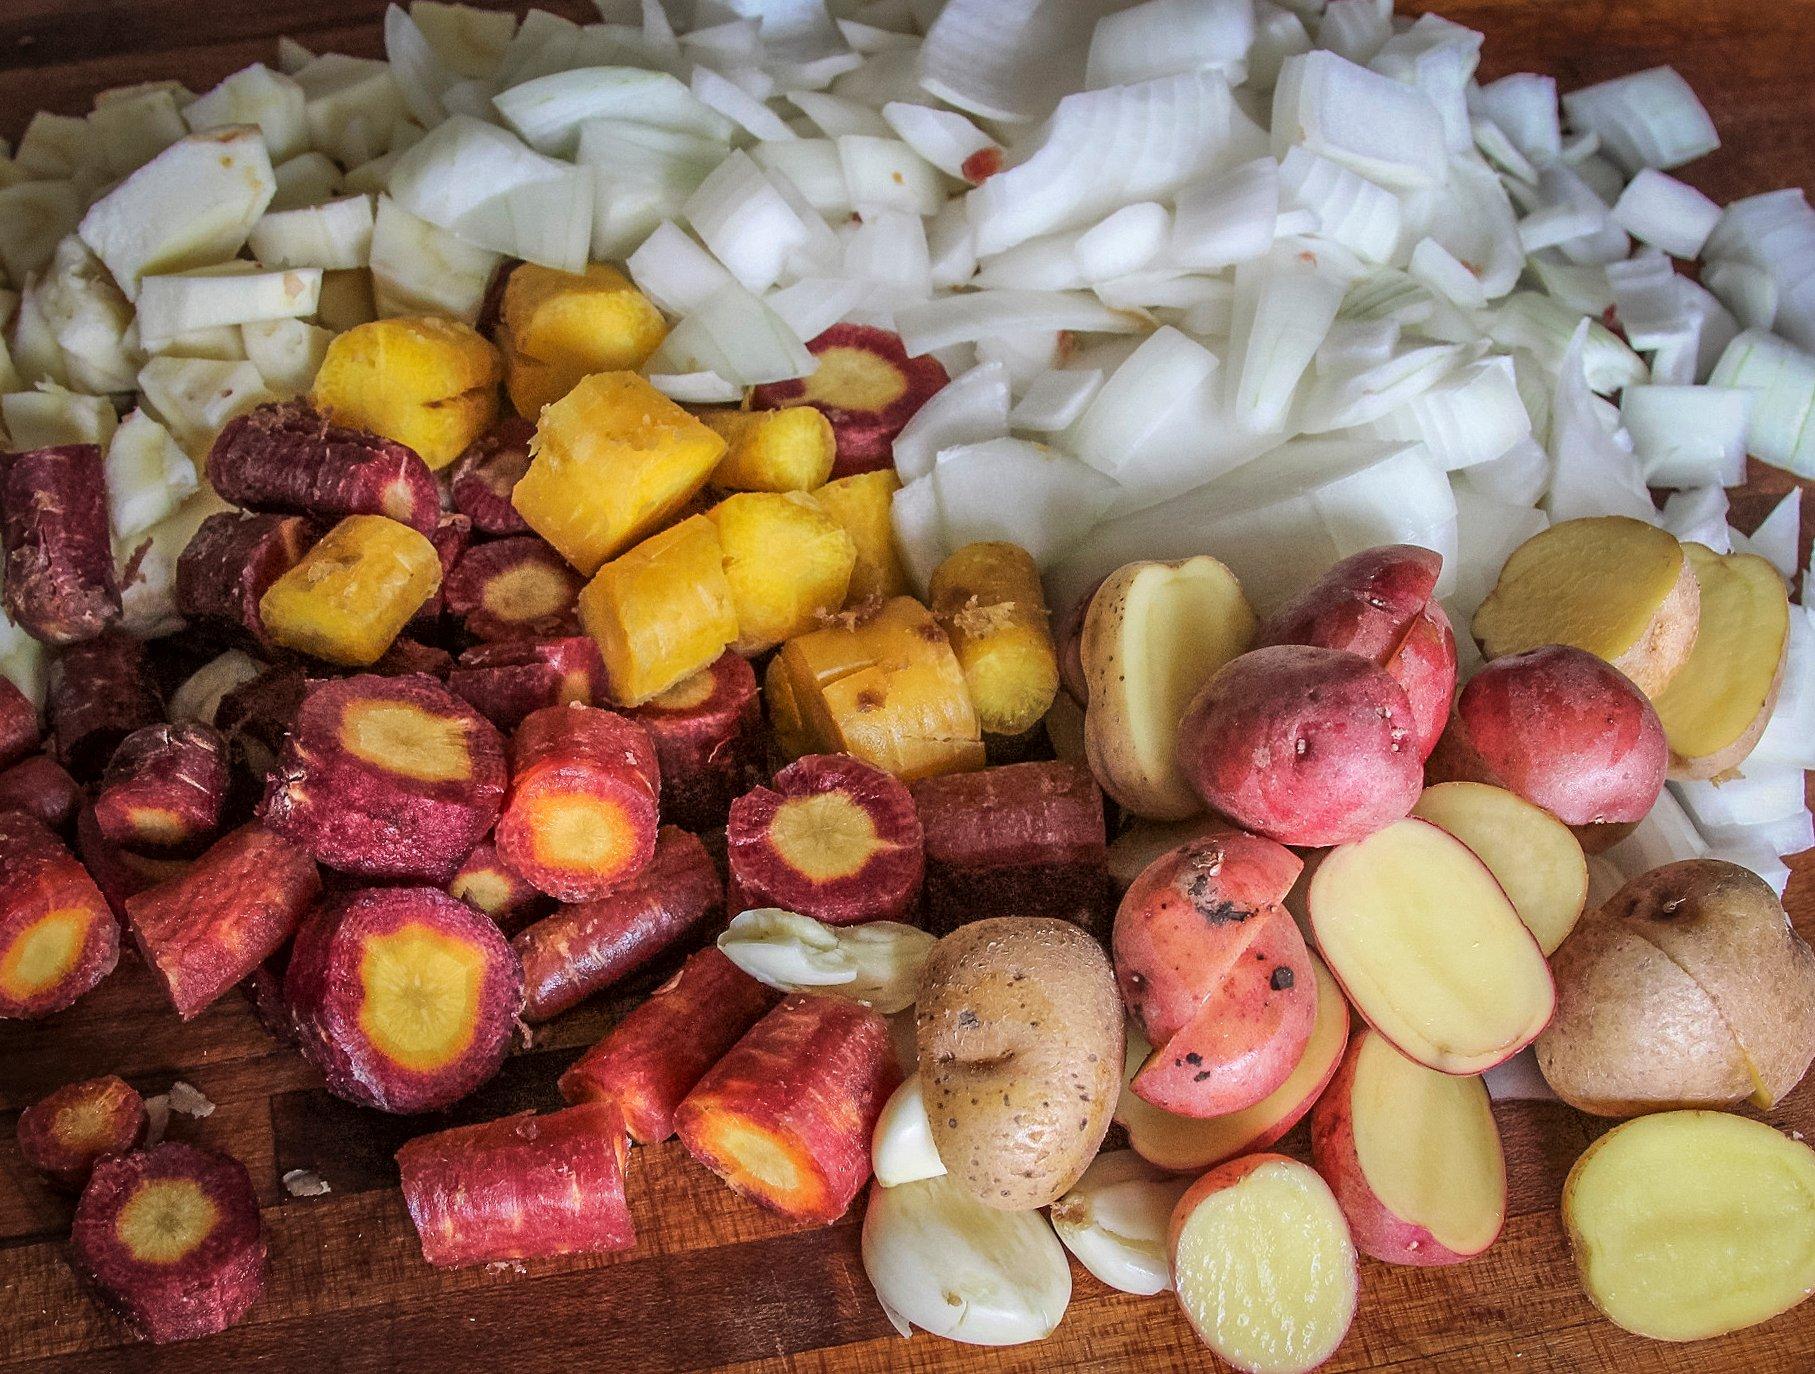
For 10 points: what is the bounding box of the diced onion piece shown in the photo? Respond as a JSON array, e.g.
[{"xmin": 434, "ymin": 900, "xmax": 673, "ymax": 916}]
[
  {"xmin": 1472, "ymin": 72, "xmax": 1560, "ymax": 165},
  {"xmin": 752, "ymin": 139, "xmax": 853, "ymax": 217},
  {"xmin": 843, "ymin": 210, "xmax": 934, "ymax": 309},
  {"xmin": 838, "ymin": 135, "xmax": 944, "ymax": 217},
  {"xmin": 1409, "ymin": 237, "xmax": 1487, "ymax": 310},
  {"xmin": 1619, "ymin": 385, "xmax": 1751, "ymax": 488},
  {"xmin": 1074, "ymin": 202, "xmax": 1170, "ymax": 282},
  {"xmin": 690, "ymin": 65, "xmax": 795, "ymax": 143},
  {"xmin": 880, "ymin": 102, "xmax": 1000, "ymax": 183},
  {"xmin": 1659, "ymin": 484, "xmax": 1733, "ymax": 553},
  {"xmin": 1010, "ymin": 368, "xmax": 1104, "ymax": 433},
  {"xmin": 647, "ymin": 280, "xmax": 814, "ymax": 387},
  {"xmin": 1228, "ymin": 239, "xmax": 1353, "ymax": 435},
  {"xmin": 1612, "ymin": 169, "xmax": 1721, "ymax": 259},
  {"xmin": 494, "ymin": 66, "xmax": 735, "ymax": 156},
  {"xmin": 893, "ymin": 360, "xmax": 1011, "ymax": 483},
  {"xmin": 389, "ymin": 114, "xmax": 568, "ymax": 230},
  {"xmin": 1545, "ymin": 321, "xmax": 1657, "ymax": 523},
  {"xmin": 894, "ymin": 289, "xmax": 1143, "ymax": 356},
  {"xmin": 627, "ymin": 221, "xmax": 734, "ymax": 315},
  {"xmin": 766, "ymin": 277, "xmax": 869, "ymax": 347},
  {"xmin": 644, "ymin": 372, "xmax": 743, "ymax": 404},
  {"xmin": 1734, "ymin": 489, "xmax": 1801, "ymax": 579},
  {"xmin": 890, "ymin": 474, "xmax": 946, "ymax": 596},
  {"xmin": 1353, "ymin": 356, "xmax": 1531, "ymax": 470},
  {"xmin": 1279, "ymin": 146, "xmax": 1400, "ymax": 263},
  {"xmin": 915, "ymin": 0, "xmax": 1090, "ymax": 124},
  {"xmin": 1169, "ymin": 156, "xmax": 1279, "ymax": 270},
  {"xmin": 1708, "ymin": 329, "xmax": 1815, "ymax": 475},
  {"xmin": 790, "ymin": 91, "xmax": 893, "ymax": 139},
  {"xmin": 931, "ymin": 437, "xmax": 1119, "ymax": 569},
  {"xmin": 1086, "ymin": 0, "xmax": 1254, "ymax": 89},
  {"xmin": 1449, "ymin": 486, "xmax": 1549, "ymax": 625},
  {"xmin": 1560, "ymin": 66, "xmax": 1719, "ymax": 175},
  {"xmin": 384, "ymin": 3, "xmax": 456, "ymax": 130},
  {"xmin": 454, "ymin": 163, "xmax": 593, "ymax": 273},
  {"xmin": 1070, "ymin": 326, "xmax": 1221, "ymax": 477},
  {"xmin": 1271, "ymin": 50, "xmax": 1446, "ymax": 190},
  {"xmin": 1702, "ymin": 260, "xmax": 1779, "ymax": 333},
  {"xmin": 1487, "ymin": 292, "xmax": 1648, "ymax": 395},
  {"xmin": 683, "ymin": 149, "xmax": 811, "ymax": 292},
  {"xmin": 1298, "ymin": 342, "xmax": 1462, "ymax": 434}
]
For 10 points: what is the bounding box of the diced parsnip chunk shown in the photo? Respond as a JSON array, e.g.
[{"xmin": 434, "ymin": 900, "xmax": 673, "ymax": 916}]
[
  {"xmin": 242, "ymin": 318, "xmax": 334, "ymax": 396},
  {"xmin": 577, "ymin": 515, "xmax": 739, "ymax": 706},
  {"xmin": 35, "ymin": 236, "xmax": 138, "ymax": 394},
  {"xmin": 513, "ymin": 371, "xmax": 726, "ymax": 575},
  {"xmin": 141, "ymin": 325, "xmax": 247, "ymax": 362},
  {"xmin": 1, "ymin": 387, "xmax": 117, "ymax": 450},
  {"xmin": 269, "ymin": 152, "xmax": 341, "ymax": 211},
  {"xmin": 411, "ymin": 1, "xmax": 517, "ymax": 78},
  {"xmin": 136, "ymin": 264, "xmax": 324, "ymax": 344},
  {"xmin": 259, "ymin": 514, "xmax": 442, "ymax": 665},
  {"xmin": 89, "ymin": 89, "xmax": 189, "ymax": 178},
  {"xmin": 183, "ymin": 64, "xmax": 309, "ymax": 162},
  {"xmin": 497, "ymin": 263, "xmax": 668, "ymax": 418},
  {"xmin": 15, "ymin": 113, "xmax": 92, "ymax": 180},
  {"xmin": 0, "ymin": 182, "xmax": 81, "ymax": 285},
  {"xmin": 813, "ymin": 470, "xmax": 906, "ymax": 604},
  {"xmin": 772, "ymin": 596, "xmax": 985, "ymax": 780},
  {"xmin": 137, "ymin": 358, "xmax": 275, "ymax": 456},
  {"xmin": 78, "ymin": 128, "xmax": 276, "ymax": 300},
  {"xmin": 249, "ymin": 195, "xmax": 375, "ymax": 270},
  {"xmin": 368, "ymin": 196, "xmax": 500, "ymax": 324},
  {"xmin": 9, "ymin": 278, "xmax": 69, "ymax": 387},
  {"xmin": 105, "ymin": 410, "xmax": 198, "ymax": 539},
  {"xmin": 708, "ymin": 492, "xmax": 856, "ymax": 654},
  {"xmin": 292, "ymin": 54, "xmax": 405, "ymax": 167},
  {"xmin": 310, "ymin": 315, "xmax": 501, "ymax": 470}
]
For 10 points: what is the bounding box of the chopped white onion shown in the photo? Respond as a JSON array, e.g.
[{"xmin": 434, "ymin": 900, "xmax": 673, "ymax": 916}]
[
  {"xmin": 838, "ymin": 135, "xmax": 944, "ymax": 216},
  {"xmin": 1471, "ymin": 71, "xmax": 1560, "ymax": 165},
  {"xmin": 1228, "ymin": 238, "xmax": 1354, "ymax": 435},
  {"xmin": 1708, "ymin": 329, "xmax": 1815, "ymax": 476},
  {"xmin": 494, "ymin": 66, "xmax": 734, "ymax": 155},
  {"xmin": 1070, "ymin": 326, "xmax": 1222, "ymax": 477},
  {"xmin": 647, "ymin": 280, "xmax": 814, "ymax": 386},
  {"xmin": 1086, "ymin": 0, "xmax": 1255, "ymax": 89},
  {"xmin": 892, "ymin": 360, "xmax": 1010, "ymax": 482},
  {"xmin": 790, "ymin": 90, "xmax": 893, "ymax": 138},
  {"xmin": 1544, "ymin": 320, "xmax": 1657, "ymax": 524},
  {"xmin": 627, "ymin": 221, "xmax": 734, "ymax": 315},
  {"xmin": 1560, "ymin": 66, "xmax": 1719, "ymax": 175},
  {"xmin": 1353, "ymin": 355, "xmax": 1531, "ymax": 470},
  {"xmin": 1611, "ymin": 168, "xmax": 1720, "ymax": 259},
  {"xmin": 914, "ymin": 0, "xmax": 1090, "ymax": 124},
  {"xmin": 931, "ymin": 437, "xmax": 1120, "ymax": 568},
  {"xmin": 1010, "ymin": 367, "xmax": 1104, "ymax": 432},
  {"xmin": 1170, "ymin": 156, "xmax": 1280, "ymax": 270},
  {"xmin": 1734, "ymin": 489, "xmax": 1800, "ymax": 579},
  {"xmin": 1619, "ymin": 385, "xmax": 1751, "ymax": 488},
  {"xmin": 894, "ymin": 289, "xmax": 1143, "ymax": 356},
  {"xmin": 879, "ymin": 101, "xmax": 998, "ymax": 183},
  {"xmin": 1659, "ymin": 484, "xmax": 1733, "ymax": 552},
  {"xmin": 1279, "ymin": 146, "xmax": 1400, "ymax": 263},
  {"xmin": 1272, "ymin": 50, "xmax": 1446, "ymax": 190},
  {"xmin": 682, "ymin": 149, "xmax": 811, "ymax": 292}
]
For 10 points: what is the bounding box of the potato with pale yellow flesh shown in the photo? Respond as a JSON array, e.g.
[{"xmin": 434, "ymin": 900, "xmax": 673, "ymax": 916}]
[
  {"xmin": 1652, "ymin": 544, "xmax": 1791, "ymax": 779},
  {"xmin": 1081, "ymin": 556, "xmax": 1256, "ymax": 819},
  {"xmin": 513, "ymin": 372, "xmax": 726, "ymax": 575},
  {"xmin": 1118, "ymin": 955, "xmax": 1349, "ymax": 1174},
  {"xmin": 930, "ymin": 541, "xmax": 1060, "ymax": 738},
  {"xmin": 1412, "ymin": 782, "xmax": 1587, "ymax": 955},
  {"xmin": 499, "ymin": 263, "xmax": 667, "ymax": 419},
  {"xmin": 1564, "ymin": 1112, "xmax": 1815, "ymax": 1341},
  {"xmin": 708, "ymin": 491, "xmax": 856, "ymax": 654},
  {"xmin": 1168, "ymin": 1155, "xmax": 1358, "ymax": 1374},
  {"xmin": 1105, "ymin": 817, "xmax": 1224, "ymax": 893},
  {"xmin": 1472, "ymin": 516, "xmax": 1699, "ymax": 696},
  {"xmin": 1540, "ymin": 859, "xmax": 1815, "ymax": 1115},
  {"xmin": 1311, "ymin": 1028, "xmax": 1506, "ymax": 1266},
  {"xmin": 1308, "ymin": 818, "xmax": 1554, "ymax": 1075},
  {"xmin": 916, "ymin": 917, "xmax": 1122, "ymax": 1210},
  {"xmin": 312, "ymin": 316, "xmax": 503, "ymax": 470}
]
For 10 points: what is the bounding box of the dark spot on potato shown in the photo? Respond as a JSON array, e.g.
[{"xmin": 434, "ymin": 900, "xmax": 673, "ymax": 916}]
[
  {"xmin": 1193, "ymin": 1070, "xmax": 1211, "ymax": 1082},
  {"xmin": 958, "ymin": 1009, "xmax": 980, "ymax": 1029},
  {"xmin": 1186, "ymin": 873, "xmax": 1248, "ymax": 925},
  {"xmin": 1184, "ymin": 1051, "xmax": 1203, "ymax": 1066},
  {"xmin": 1270, "ymin": 965, "xmax": 1295, "ymax": 991}
]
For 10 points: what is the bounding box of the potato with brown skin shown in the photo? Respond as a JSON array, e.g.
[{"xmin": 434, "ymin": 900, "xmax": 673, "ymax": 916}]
[
  {"xmin": 1426, "ymin": 645, "xmax": 1666, "ymax": 853},
  {"xmin": 1537, "ymin": 860, "xmax": 1815, "ymax": 1115},
  {"xmin": 916, "ymin": 917, "xmax": 1122, "ymax": 1211}
]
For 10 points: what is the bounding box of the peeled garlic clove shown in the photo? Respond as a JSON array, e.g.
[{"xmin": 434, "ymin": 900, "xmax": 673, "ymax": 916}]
[
  {"xmin": 1049, "ymin": 1150, "xmax": 1191, "ymax": 1296},
  {"xmin": 829, "ymin": 921, "xmax": 936, "ymax": 1013},
  {"xmin": 873, "ymin": 1073, "xmax": 946, "ymax": 1187},
  {"xmin": 861, "ymin": 1172, "xmax": 1071, "ymax": 1346},
  {"xmin": 716, "ymin": 909, "xmax": 934, "ymax": 1013}
]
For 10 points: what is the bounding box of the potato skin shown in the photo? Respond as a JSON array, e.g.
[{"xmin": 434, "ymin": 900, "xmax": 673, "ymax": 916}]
[
  {"xmin": 1175, "ymin": 645, "xmax": 1422, "ymax": 847},
  {"xmin": 916, "ymin": 917, "xmax": 1122, "ymax": 1210}
]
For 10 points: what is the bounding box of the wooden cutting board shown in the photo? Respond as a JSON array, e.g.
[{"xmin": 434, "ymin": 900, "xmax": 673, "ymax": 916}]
[{"xmin": 1, "ymin": 2, "xmax": 1812, "ymax": 1370}]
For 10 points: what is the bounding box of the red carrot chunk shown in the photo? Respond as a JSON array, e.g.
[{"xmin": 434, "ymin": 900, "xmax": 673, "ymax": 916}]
[
  {"xmin": 443, "ymin": 536, "xmax": 582, "ymax": 642},
  {"xmin": 259, "ymin": 673, "xmax": 507, "ymax": 884},
  {"xmin": 409, "ymin": 512, "xmax": 474, "ymax": 631},
  {"xmin": 94, "ymin": 723, "xmax": 231, "ymax": 856},
  {"xmin": 0, "ymin": 810, "xmax": 117, "ymax": 1019},
  {"xmin": 447, "ymin": 636, "xmax": 607, "ymax": 731},
  {"xmin": 75, "ymin": 803, "xmax": 191, "ymax": 923},
  {"xmin": 448, "ymin": 838, "xmax": 548, "ymax": 933},
  {"xmin": 372, "ymin": 636, "xmax": 455, "ymax": 679},
  {"xmin": 910, "ymin": 759, "xmax": 1110, "ymax": 936},
  {"xmin": 174, "ymin": 511, "xmax": 315, "ymax": 648},
  {"xmin": 208, "ymin": 401, "xmax": 440, "ymax": 534},
  {"xmin": 285, "ymin": 886, "xmax": 524, "ymax": 1113},
  {"xmin": 124, "ymin": 824, "xmax": 321, "ymax": 1021},
  {"xmin": 726, "ymin": 753, "xmax": 923, "ymax": 924},
  {"xmin": 450, "ymin": 417, "xmax": 534, "ymax": 535},
  {"xmin": 49, "ymin": 632, "xmax": 163, "ymax": 780},
  {"xmin": 0, "ymin": 674, "xmax": 41, "ymax": 771},
  {"xmin": 0, "ymin": 444, "xmax": 121, "ymax": 644},
  {"xmin": 16, "ymin": 1074, "xmax": 148, "ymax": 1192},
  {"xmin": 71, "ymin": 1142, "xmax": 266, "ymax": 1344},
  {"xmin": 0, "ymin": 754, "xmax": 80, "ymax": 830},
  {"xmin": 560, "ymin": 946, "xmax": 779, "ymax": 1144},
  {"xmin": 495, "ymin": 704, "xmax": 660, "ymax": 902},
  {"xmin": 676, "ymin": 993, "xmax": 898, "ymax": 1224},
  {"xmin": 396, "ymin": 1102, "xmax": 634, "ymax": 1269},
  {"xmin": 513, "ymin": 825, "xmax": 721, "ymax": 1022},
  {"xmin": 628, "ymin": 651, "xmax": 764, "ymax": 830}
]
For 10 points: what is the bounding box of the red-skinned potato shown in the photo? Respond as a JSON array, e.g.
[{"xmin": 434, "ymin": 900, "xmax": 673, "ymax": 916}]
[
  {"xmin": 1113, "ymin": 832, "xmax": 1315, "ymax": 1118},
  {"xmin": 1310, "ymin": 1027, "xmax": 1507, "ymax": 1266},
  {"xmin": 1426, "ymin": 644, "xmax": 1666, "ymax": 853},
  {"xmin": 1117, "ymin": 953, "xmax": 1349, "ymax": 1174},
  {"xmin": 1257, "ymin": 545, "xmax": 1458, "ymax": 760},
  {"xmin": 1168, "ymin": 1154, "xmax": 1358, "ymax": 1374},
  {"xmin": 1175, "ymin": 645, "xmax": 1423, "ymax": 847}
]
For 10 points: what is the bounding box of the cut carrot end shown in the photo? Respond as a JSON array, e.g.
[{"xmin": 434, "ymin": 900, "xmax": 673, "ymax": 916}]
[
  {"xmin": 0, "ymin": 907, "xmax": 95, "ymax": 1000},
  {"xmin": 357, "ymin": 923, "xmax": 487, "ymax": 1073},
  {"xmin": 115, "ymin": 1178, "xmax": 220, "ymax": 1264},
  {"xmin": 341, "ymin": 700, "xmax": 476, "ymax": 783},
  {"xmin": 768, "ymin": 792, "xmax": 884, "ymax": 883},
  {"xmin": 805, "ymin": 346, "xmax": 910, "ymax": 412}
]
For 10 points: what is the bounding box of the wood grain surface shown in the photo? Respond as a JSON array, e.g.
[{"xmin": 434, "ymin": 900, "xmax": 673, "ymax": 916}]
[{"xmin": 2, "ymin": 3, "xmax": 1813, "ymax": 1371}]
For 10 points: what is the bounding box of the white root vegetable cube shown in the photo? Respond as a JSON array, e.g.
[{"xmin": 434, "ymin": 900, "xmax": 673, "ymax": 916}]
[
  {"xmin": 242, "ymin": 317, "xmax": 334, "ymax": 395},
  {"xmin": 269, "ymin": 152, "xmax": 342, "ymax": 211},
  {"xmin": 368, "ymin": 195, "xmax": 500, "ymax": 324},
  {"xmin": 137, "ymin": 356, "xmax": 275, "ymax": 456},
  {"xmin": 89, "ymin": 88, "xmax": 189, "ymax": 177},
  {"xmin": 136, "ymin": 263, "xmax": 323, "ymax": 346},
  {"xmin": 78, "ymin": 127, "xmax": 276, "ymax": 300},
  {"xmin": 0, "ymin": 180, "xmax": 81, "ymax": 284},
  {"xmin": 248, "ymin": 194, "xmax": 375, "ymax": 270},
  {"xmin": 185, "ymin": 63, "xmax": 309, "ymax": 162},
  {"xmin": 105, "ymin": 409, "xmax": 199, "ymax": 540},
  {"xmin": 37, "ymin": 234, "xmax": 140, "ymax": 394},
  {"xmin": 292, "ymin": 54, "xmax": 406, "ymax": 167},
  {"xmin": 0, "ymin": 386, "xmax": 118, "ymax": 450}
]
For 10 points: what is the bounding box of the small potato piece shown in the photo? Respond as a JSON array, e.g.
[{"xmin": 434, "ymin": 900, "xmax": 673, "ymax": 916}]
[
  {"xmin": 916, "ymin": 917, "xmax": 1122, "ymax": 1210},
  {"xmin": 930, "ymin": 541, "xmax": 1059, "ymax": 738},
  {"xmin": 311, "ymin": 315, "xmax": 503, "ymax": 469},
  {"xmin": 1563, "ymin": 1112, "xmax": 1815, "ymax": 1341},
  {"xmin": 513, "ymin": 372, "xmax": 726, "ymax": 575},
  {"xmin": 1081, "ymin": 556, "xmax": 1256, "ymax": 820},
  {"xmin": 1412, "ymin": 782, "xmax": 1588, "ymax": 955},
  {"xmin": 702, "ymin": 407, "xmax": 835, "ymax": 493},
  {"xmin": 1472, "ymin": 515, "xmax": 1700, "ymax": 696},
  {"xmin": 1310, "ymin": 1028, "xmax": 1507, "ymax": 1266},
  {"xmin": 708, "ymin": 491, "xmax": 856, "ymax": 654},
  {"xmin": 1177, "ymin": 645, "xmax": 1422, "ymax": 847},
  {"xmin": 813, "ymin": 469, "xmax": 907, "ymax": 603},
  {"xmin": 499, "ymin": 263, "xmax": 667, "ymax": 419},
  {"xmin": 1651, "ymin": 544, "xmax": 1792, "ymax": 779},
  {"xmin": 1427, "ymin": 645, "xmax": 1666, "ymax": 852},
  {"xmin": 1309, "ymin": 818, "xmax": 1554, "ymax": 1076},
  {"xmin": 258, "ymin": 514, "xmax": 442, "ymax": 666},
  {"xmin": 1168, "ymin": 1155, "xmax": 1358, "ymax": 1374}
]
